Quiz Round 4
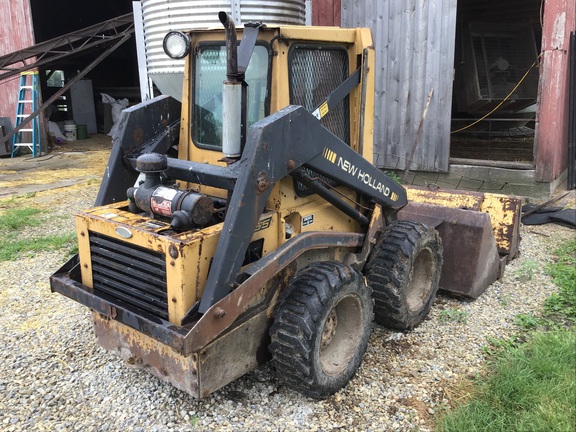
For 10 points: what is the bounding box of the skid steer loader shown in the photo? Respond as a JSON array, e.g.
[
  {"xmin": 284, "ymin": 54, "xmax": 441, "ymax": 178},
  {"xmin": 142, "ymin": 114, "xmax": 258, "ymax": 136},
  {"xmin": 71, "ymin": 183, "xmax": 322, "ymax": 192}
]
[{"xmin": 51, "ymin": 13, "xmax": 521, "ymax": 398}]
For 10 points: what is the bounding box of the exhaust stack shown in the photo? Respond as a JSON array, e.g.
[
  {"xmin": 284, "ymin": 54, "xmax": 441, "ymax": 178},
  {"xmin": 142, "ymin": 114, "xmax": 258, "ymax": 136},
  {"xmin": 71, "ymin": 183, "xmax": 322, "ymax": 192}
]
[{"xmin": 219, "ymin": 12, "xmax": 243, "ymax": 158}]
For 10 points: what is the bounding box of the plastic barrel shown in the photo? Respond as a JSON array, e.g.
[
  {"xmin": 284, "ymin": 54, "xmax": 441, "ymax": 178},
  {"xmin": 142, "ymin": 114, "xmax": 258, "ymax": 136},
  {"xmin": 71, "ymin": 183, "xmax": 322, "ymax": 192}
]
[{"xmin": 76, "ymin": 124, "xmax": 88, "ymax": 140}]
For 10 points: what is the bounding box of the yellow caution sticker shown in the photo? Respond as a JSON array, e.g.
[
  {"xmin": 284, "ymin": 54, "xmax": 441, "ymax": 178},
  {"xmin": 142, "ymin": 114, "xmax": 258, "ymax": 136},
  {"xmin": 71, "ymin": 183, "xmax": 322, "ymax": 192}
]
[{"xmin": 318, "ymin": 101, "xmax": 329, "ymax": 118}]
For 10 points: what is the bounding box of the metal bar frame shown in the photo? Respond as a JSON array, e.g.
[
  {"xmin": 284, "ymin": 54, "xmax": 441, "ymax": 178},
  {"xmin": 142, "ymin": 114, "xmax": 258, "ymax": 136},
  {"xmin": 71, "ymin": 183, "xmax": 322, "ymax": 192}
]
[
  {"xmin": 0, "ymin": 34, "xmax": 132, "ymax": 149},
  {"xmin": 0, "ymin": 14, "xmax": 134, "ymax": 81}
]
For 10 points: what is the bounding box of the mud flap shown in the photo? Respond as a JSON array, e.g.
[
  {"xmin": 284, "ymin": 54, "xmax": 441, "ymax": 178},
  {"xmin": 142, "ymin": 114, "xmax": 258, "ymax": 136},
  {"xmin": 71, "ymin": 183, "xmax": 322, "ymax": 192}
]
[{"xmin": 398, "ymin": 202, "xmax": 504, "ymax": 298}]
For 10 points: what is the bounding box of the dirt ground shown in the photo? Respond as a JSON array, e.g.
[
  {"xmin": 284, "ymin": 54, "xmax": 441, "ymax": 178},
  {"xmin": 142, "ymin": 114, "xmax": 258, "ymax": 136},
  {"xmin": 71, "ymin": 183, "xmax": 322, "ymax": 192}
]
[{"xmin": 0, "ymin": 134, "xmax": 112, "ymax": 199}]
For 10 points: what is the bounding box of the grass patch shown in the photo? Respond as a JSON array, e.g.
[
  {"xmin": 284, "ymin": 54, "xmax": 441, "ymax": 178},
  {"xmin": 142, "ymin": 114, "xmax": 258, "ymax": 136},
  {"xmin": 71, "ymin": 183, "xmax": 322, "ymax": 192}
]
[
  {"xmin": 440, "ymin": 330, "xmax": 575, "ymax": 432},
  {"xmin": 544, "ymin": 239, "xmax": 576, "ymax": 324},
  {"xmin": 384, "ymin": 170, "xmax": 402, "ymax": 184},
  {"xmin": 0, "ymin": 233, "xmax": 77, "ymax": 262},
  {"xmin": 0, "ymin": 206, "xmax": 76, "ymax": 262},
  {"xmin": 0, "ymin": 207, "xmax": 44, "ymax": 230},
  {"xmin": 438, "ymin": 239, "xmax": 576, "ymax": 431},
  {"xmin": 514, "ymin": 258, "xmax": 539, "ymax": 282},
  {"xmin": 439, "ymin": 307, "xmax": 468, "ymax": 324}
]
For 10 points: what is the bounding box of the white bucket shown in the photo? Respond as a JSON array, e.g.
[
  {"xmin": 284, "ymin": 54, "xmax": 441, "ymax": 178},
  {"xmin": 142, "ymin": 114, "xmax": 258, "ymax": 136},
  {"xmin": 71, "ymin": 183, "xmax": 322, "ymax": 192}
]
[{"xmin": 64, "ymin": 123, "xmax": 77, "ymax": 141}]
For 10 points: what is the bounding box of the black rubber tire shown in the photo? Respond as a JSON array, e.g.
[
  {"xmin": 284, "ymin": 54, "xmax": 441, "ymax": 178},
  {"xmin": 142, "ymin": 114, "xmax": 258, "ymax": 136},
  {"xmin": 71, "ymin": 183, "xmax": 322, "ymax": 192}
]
[
  {"xmin": 269, "ymin": 261, "xmax": 373, "ymax": 399},
  {"xmin": 364, "ymin": 220, "xmax": 443, "ymax": 330}
]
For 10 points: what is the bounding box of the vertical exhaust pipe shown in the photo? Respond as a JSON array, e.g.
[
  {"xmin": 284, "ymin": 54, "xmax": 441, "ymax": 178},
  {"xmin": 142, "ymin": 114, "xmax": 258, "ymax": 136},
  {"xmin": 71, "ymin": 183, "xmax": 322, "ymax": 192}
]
[{"xmin": 219, "ymin": 12, "xmax": 243, "ymax": 158}]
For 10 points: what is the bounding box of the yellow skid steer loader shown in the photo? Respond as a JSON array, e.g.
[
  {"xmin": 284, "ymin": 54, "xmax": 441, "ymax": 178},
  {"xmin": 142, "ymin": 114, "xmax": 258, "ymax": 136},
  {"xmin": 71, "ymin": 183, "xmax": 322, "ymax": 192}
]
[{"xmin": 51, "ymin": 13, "xmax": 521, "ymax": 398}]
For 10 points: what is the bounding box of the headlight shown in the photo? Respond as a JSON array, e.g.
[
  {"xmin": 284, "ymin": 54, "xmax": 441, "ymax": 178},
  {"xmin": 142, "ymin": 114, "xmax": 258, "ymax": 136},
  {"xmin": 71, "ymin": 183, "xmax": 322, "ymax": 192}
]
[{"xmin": 163, "ymin": 31, "xmax": 191, "ymax": 59}]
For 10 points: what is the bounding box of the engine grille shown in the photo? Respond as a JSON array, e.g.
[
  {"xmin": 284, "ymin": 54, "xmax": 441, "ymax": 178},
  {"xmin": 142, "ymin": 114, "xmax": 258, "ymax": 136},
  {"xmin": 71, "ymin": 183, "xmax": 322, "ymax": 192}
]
[{"xmin": 89, "ymin": 232, "xmax": 168, "ymax": 320}]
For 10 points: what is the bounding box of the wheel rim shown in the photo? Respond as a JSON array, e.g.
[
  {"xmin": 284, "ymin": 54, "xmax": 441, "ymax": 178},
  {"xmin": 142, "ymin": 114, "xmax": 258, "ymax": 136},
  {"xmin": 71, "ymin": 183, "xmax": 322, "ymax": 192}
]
[
  {"xmin": 406, "ymin": 247, "xmax": 435, "ymax": 312},
  {"xmin": 320, "ymin": 295, "xmax": 364, "ymax": 376}
]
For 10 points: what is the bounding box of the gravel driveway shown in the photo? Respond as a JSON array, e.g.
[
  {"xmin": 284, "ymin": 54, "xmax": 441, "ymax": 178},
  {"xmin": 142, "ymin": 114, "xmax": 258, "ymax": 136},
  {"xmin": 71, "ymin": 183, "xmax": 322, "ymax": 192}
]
[{"xmin": 0, "ymin": 177, "xmax": 572, "ymax": 431}]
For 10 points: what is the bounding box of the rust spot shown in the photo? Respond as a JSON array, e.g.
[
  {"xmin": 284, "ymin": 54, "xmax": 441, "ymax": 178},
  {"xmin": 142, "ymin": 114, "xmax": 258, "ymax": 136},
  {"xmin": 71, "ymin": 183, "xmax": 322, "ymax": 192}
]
[
  {"xmin": 83, "ymin": 264, "xmax": 88, "ymax": 269},
  {"xmin": 133, "ymin": 127, "xmax": 144, "ymax": 145},
  {"xmin": 170, "ymin": 260, "xmax": 175, "ymax": 266},
  {"xmin": 172, "ymin": 297, "xmax": 177, "ymax": 303},
  {"xmin": 257, "ymin": 172, "xmax": 269, "ymax": 192},
  {"xmin": 80, "ymin": 231, "xmax": 85, "ymax": 237}
]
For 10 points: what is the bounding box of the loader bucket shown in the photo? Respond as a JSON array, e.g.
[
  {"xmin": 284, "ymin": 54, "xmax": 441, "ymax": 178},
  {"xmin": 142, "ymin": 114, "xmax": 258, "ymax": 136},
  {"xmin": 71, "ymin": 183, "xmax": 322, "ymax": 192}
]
[{"xmin": 397, "ymin": 187, "xmax": 522, "ymax": 298}]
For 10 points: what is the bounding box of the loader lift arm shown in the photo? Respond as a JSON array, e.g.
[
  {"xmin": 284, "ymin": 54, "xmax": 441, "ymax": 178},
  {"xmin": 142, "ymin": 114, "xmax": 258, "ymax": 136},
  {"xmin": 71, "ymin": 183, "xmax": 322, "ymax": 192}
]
[{"xmin": 150, "ymin": 104, "xmax": 407, "ymax": 313}]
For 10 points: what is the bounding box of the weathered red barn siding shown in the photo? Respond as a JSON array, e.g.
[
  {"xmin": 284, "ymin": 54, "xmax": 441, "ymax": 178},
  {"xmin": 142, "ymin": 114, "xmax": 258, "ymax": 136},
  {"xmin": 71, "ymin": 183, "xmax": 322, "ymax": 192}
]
[
  {"xmin": 535, "ymin": 0, "xmax": 576, "ymax": 182},
  {"xmin": 312, "ymin": 0, "xmax": 341, "ymax": 26},
  {"xmin": 0, "ymin": 0, "xmax": 36, "ymax": 122}
]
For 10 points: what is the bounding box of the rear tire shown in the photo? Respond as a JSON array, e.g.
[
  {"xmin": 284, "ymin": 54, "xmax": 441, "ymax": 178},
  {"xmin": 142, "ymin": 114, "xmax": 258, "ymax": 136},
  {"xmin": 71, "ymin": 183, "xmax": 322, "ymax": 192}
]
[
  {"xmin": 364, "ymin": 220, "xmax": 443, "ymax": 330},
  {"xmin": 269, "ymin": 261, "xmax": 373, "ymax": 398}
]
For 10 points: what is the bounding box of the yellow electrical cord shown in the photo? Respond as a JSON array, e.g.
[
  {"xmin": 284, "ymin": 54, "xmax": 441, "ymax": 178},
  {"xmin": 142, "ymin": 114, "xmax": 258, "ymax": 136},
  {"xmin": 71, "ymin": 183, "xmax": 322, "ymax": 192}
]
[{"xmin": 451, "ymin": 53, "xmax": 542, "ymax": 134}]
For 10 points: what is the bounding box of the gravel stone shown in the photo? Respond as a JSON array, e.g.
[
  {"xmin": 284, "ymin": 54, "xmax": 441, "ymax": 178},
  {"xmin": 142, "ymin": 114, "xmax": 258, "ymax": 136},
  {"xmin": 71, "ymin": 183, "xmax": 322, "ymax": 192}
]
[{"xmin": 0, "ymin": 182, "xmax": 573, "ymax": 431}]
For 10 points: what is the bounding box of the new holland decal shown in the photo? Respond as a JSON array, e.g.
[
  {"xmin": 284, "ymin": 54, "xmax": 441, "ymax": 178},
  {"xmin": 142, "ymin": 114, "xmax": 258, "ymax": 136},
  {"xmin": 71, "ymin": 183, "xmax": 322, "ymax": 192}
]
[{"xmin": 322, "ymin": 147, "xmax": 399, "ymax": 202}]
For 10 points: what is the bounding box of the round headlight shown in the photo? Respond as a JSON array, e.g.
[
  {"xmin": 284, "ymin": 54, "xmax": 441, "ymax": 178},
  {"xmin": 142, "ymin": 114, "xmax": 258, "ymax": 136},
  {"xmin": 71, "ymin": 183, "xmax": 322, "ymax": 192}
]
[{"xmin": 163, "ymin": 31, "xmax": 191, "ymax": 60}]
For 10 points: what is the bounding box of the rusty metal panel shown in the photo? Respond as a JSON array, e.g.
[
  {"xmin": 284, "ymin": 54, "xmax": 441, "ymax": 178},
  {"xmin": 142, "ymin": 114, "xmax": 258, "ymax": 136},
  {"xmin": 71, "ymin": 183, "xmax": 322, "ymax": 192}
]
[
  {"xmin": 92, "ymin": 313, "xmax": 202, "ymax": 397},
  {"xmin": 341, "ymin": 0, "xmax": 457, "ymax": 172},
  {"xmin": 0, "ymin": 0, "xmax": 35, "ymax": 120},
  {"xmin": 535, "ymin": 0, "xmax": 576, "ymax": 182}
]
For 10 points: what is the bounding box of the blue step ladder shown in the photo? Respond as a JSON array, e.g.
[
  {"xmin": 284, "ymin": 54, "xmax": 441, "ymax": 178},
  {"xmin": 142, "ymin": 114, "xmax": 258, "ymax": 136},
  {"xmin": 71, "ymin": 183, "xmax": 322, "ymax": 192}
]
[{"xmin": 12, "ymin": 71, "xmax": 41, "ymax": 157}]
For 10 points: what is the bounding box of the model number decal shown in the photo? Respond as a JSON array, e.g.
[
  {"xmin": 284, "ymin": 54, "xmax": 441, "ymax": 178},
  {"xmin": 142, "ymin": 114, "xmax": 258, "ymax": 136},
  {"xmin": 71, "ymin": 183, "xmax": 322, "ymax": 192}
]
[
  {"xmin": 255, "ymin": 216, "xmax": 273, "ymax": 232},
  {"xmin": 302, "ymin": 215, "xmax": 314, "ymax": 227}
]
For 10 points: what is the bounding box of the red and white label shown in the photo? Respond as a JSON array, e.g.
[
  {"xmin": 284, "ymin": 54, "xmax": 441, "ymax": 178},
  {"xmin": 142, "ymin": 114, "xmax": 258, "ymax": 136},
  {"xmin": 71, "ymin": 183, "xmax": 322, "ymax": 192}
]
[{"xmin": 151, "ymin": 187, "xmax": 178, "ymax": 217}]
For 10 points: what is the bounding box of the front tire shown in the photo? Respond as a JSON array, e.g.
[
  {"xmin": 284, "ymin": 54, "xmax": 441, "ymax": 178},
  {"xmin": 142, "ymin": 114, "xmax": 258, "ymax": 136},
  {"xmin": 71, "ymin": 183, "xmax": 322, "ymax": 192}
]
[
  {"xmin": 364, "ymin": 220, "xmax": 443, "ymax": 330},
  {"xmin": 269, "ymin": 261, "xmax": 373, "ymax": 398}
]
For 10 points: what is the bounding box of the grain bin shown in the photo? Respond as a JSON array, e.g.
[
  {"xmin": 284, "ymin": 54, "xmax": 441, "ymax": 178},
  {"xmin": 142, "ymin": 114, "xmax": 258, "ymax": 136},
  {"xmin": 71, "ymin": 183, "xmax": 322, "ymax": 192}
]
[{"xmin": 141, "ymin": 0, "xmax": 306, "ymax": 100}]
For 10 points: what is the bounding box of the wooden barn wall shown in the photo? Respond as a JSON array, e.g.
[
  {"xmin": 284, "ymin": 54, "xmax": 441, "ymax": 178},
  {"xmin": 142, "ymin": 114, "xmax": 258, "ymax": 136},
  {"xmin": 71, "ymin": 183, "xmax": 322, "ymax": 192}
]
[
  {"xmin": 341, "ymin": 0, "xmax": 457, "ymax": 172},
  {"xmin": 535, "ymin": 0, "xmax": 576, "ymax": 182},
  {"xmin": 0, "ymin": 0, "xmax": 36, "ymax": 122},
  {"xmin": 312, "ymin": 0, "xmax": 341, "ymax": 26}
]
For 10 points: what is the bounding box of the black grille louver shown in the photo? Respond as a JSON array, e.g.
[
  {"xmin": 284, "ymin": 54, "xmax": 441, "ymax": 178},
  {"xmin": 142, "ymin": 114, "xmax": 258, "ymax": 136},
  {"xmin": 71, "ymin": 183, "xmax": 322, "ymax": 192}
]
[{"xmin": 89, "ymin": 232, "xmax": 168, "ymax": 320}]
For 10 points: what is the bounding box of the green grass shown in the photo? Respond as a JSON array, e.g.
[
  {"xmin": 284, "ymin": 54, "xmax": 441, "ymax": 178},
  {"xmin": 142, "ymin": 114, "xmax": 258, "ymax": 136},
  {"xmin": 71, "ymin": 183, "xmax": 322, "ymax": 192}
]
[
  {"xmin": 384, "ymin": 170, "xmax": 402, "ymax": 184},
  {"xmin": 0, "ymin": 206, "xmax": 77, "ymax": 262},
  {"xmin": 0, "ymin": 233, "xmax": 77, "ymax": 261},
  {"xmin": 544, "ymin": 240, "xmax": 576, "ymax": 324},
  {"xmin": 514, "ymin": 258, "xmax": 539, "ymax": 282},
  {"xmin": 438, "ymin": 239, "xmax": 576, "ymax": 432},
  {"xmin": 0, "ymin": 207, "xmax": 44, "ymax": 230},
  {"xmin": 440, "ymin": 330, "xmax": 575, "ymax": 432},
  {"xmin": 439, "ymin": 307, "xmax": 468, "ymax": 324}
]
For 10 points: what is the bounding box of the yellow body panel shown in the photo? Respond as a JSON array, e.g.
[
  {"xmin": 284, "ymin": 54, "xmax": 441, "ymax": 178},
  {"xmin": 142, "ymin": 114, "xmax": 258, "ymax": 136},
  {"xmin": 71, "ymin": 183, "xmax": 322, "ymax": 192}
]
[{"xmin": 77, "ymin": 203, "xmax": 281, "ymax": 324}]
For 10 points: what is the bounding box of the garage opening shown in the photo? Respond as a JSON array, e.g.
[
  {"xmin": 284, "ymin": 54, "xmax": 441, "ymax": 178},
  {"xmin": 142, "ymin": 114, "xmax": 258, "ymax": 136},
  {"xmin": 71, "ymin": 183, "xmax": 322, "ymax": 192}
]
[{"xmin": 450, "ymin": 0, "xmax": 542, "ymax": 168}]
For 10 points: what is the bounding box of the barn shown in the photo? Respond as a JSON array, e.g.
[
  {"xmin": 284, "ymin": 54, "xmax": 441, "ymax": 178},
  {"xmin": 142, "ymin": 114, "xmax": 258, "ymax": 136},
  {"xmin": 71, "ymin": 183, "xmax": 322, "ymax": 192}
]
[{"xmin": 0, "ymin": 0, "xmax": 574, "ymax": 197}]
